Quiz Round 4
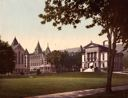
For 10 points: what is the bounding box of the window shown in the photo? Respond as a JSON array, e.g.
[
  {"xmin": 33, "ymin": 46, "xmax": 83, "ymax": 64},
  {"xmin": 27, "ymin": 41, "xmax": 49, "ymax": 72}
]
[
  {"xmin": 88, "ymin": 63, "xmax": 89, "ymax": 68},
  {"xmin": 102, "ymin": 63, "xmax": 104, "ymax": 68},
  {"xmin": 95, "ymin": 63, "xmax": 96, "ymax": 67},
  {"xmin": 103, "ymin": 53, "xmax": 104, "ymax": 60},
  {"xmin": 16, "ymin": 53, "xmax": 17, "ymax": 64},
  {"xmin": 87, "ymin": 53, "xmax": 90, "ymax": 61},
  {"xmin": 18, "ymin": 51, "xmax": 20, "ymax": 64},
  {"xmin": 21, "ymin": 54, "xmax": 24, "ymax": 64},
  {"xmin": 94, "ymin": 52, "xmax": 97, "ymax": 61},
  {"xmin": 91, "ymin": 52, "xmax": 93, "ymax": 61}
]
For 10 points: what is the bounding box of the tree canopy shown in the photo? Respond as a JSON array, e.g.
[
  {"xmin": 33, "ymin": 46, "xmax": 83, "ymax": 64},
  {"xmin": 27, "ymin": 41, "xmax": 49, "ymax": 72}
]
[
  {"xmin": 39, "ymin": 0, "xmax": 128, "ymax": 49},
  {"xmin": 47, "ymin": 50, "xmax": 81, "ymax": 72},
  {"xmin": 39, "ymin": 0, "xmax": 128, "ymax": 93},
  {"xmin": 0, "ymin": 40, "xmax": 15, "ymax": 74}
]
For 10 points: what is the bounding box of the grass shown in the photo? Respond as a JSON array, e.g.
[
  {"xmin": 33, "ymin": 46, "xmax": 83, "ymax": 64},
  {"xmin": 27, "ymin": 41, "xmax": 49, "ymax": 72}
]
[{"xmin": 0, "ymin": 72, "xmax": 128, "ymax": 98}]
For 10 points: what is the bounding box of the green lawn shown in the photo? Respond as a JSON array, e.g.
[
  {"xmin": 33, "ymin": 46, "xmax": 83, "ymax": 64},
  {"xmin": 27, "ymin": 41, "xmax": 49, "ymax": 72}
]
[{"xmin": 0, "ymin": 72, "xmax": 128, "ymax": 98}]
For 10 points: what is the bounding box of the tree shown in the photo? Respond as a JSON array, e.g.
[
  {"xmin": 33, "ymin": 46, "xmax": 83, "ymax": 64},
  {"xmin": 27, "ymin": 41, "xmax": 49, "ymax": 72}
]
[
  {"xmin": 61, "ymin": 51, "xmax": 81, "ymax": 72},
  {"xmin": 39, "ymin": 0, "xmax": 128, "ymax": 93},
  {"xmin": 47, "ymin": 50, "xmax": 62, "ymax": 72},
  {"xmin": 93, "ymin": 0, "xmax": 128, "ymax": 92},
  {"xmin": 60, "ymin": 51, "xmax": 69, "ymax": 72},
  {"xmin": 0, "ymin": 40, "xmax": 15, "ymax": 74},
  {"xmin": 72, "ymin": 52, "xmax": 81, "ymax": 71},
  {"xmin": 47, "ymin": 50, "xmax": 81, "ymax": 72}
]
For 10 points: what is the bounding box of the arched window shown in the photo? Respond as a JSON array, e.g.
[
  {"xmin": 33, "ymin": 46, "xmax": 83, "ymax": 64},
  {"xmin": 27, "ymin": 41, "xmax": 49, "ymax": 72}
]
[
  {"xmin": 16, "ymin": 53, "xmax": 17, "ymax": 64},
  {"xmin": 21, "ymin": 54, "xmax": 24, "ymax": 64},
  {"xmin": 18, "ymin": 51, "xmax": 20, "ymax": 64}
]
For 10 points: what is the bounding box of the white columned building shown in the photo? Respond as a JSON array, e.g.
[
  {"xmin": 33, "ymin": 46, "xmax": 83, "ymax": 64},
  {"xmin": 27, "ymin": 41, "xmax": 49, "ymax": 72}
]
[{"xmin": 80, "ymin": 42, "xmax": 123, "ymax": 72}]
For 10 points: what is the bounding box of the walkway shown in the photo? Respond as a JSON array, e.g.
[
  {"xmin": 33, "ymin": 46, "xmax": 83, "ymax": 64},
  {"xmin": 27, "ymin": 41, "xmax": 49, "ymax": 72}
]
[{"xmin": 25, "ymin": 85, "xmax": 128, "ymax": 98}]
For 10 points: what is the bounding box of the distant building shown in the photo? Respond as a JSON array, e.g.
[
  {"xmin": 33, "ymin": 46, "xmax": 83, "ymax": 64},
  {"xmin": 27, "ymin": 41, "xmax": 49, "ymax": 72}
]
[
  {"xmin": 80, "ymin": 41, "xmax": 123, "ymax": 72},
  {"xmin": 11, "ymin": 37, "xmax": 28, "ymax": 73},
  {"xmin": 11, "ymin": 37, "xmax": 54, "ymax": 74}
]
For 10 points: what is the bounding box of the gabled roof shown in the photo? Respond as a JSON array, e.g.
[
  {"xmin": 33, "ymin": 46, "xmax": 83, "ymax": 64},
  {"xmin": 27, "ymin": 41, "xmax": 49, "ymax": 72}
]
[
  {"xmin": 11, "ymin": 37, "xmax": 18, "ymax": 46},
  {"xmin": 34, "ymin": 41, "xmax": 42, "ymax": 54},
  {"xmin": 12, "ymin": 43, "xmax": 24, "ymax": 51},
  {"xmin": 84, "ymin": 42, "xmax": 108, "ymax": 52}
]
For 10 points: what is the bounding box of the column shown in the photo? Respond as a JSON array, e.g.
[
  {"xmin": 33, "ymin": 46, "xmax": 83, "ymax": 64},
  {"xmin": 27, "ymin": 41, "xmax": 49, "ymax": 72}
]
[{"xmin": 82, "ymin": 54, "xmax": 85, "ymax": 68}]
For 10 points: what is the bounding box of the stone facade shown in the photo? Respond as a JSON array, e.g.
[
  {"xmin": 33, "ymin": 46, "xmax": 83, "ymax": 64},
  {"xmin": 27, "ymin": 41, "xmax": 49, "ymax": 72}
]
[
  {"xmin": 11, "ymin": 38, "xmax": 28, "ymax": 73},
  {"xmin": 80, "ymin": 42, "xmax": 123, "ymax": 72},
  {"xmin": 11, "ymin": 37, "xmax": 54, "ymax": 74}
]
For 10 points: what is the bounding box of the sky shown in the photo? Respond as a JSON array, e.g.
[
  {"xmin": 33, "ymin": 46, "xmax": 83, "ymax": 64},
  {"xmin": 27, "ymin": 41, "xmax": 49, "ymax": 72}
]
[{"xmin": 0, "ymin": 0, "xmax": 107, "ymax": 53}]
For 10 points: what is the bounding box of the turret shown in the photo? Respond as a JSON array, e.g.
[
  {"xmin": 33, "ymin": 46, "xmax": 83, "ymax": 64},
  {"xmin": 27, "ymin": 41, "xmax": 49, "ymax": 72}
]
[
  {"xmin": 25, "ymin": 49, "xmax": 29, "ymax": 55},
  {"xmin": 11, "ymin": 37, "xmax": 18, "ymax": 46},
  {"xmin": 34, "ymin": 41, "xmax": 42, "ymax": 54},
  {"xmin": 45, "ymin": 43, "xmax": 51, "ymax": 55}
]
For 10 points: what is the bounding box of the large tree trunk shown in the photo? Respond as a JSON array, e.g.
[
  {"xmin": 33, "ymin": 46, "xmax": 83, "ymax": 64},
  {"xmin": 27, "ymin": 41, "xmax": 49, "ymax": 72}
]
[
  {"xmin": 106, "ymin": 32, "xmax": 117, "ymax": 93},
  {"xmin": 106, "ymin": 32, "xmax": 112, "ymax": 93}
]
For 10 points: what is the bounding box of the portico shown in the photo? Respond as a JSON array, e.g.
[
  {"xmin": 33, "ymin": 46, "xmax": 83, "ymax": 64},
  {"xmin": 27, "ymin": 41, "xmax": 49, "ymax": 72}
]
[{"xmin": 80, "ymin": 42, "xmax": 123, "ymax": 72}]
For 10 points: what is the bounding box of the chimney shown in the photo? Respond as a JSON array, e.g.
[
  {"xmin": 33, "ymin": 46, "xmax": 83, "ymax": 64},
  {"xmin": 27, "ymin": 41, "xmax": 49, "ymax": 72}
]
[{"xmin": 103, "ymin": 40, "xmax": 108, "ymax": 47}]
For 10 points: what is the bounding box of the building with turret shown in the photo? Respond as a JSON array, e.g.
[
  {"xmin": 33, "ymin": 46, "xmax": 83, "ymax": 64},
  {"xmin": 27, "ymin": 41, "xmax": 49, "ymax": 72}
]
[{"xmin": 11, "ymin": 37, "xmax": 54, "ymax": 74}]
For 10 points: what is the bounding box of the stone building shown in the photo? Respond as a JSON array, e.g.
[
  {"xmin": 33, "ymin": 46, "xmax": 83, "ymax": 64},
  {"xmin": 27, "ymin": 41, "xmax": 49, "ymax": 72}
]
[
  {"xmin": 11, "ymin": 37, "xmax": 54, "ymax": 74},
  {"xmin": 11, "ymin": 37, "xmax": 28, "ymax": 73},
  {"xmin": 80, "ymin": 42, "xmax": 123, "ymax": 72}
]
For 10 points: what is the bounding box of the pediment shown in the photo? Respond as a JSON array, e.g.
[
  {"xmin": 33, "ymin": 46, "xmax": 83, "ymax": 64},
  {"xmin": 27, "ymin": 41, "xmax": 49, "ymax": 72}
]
[
  {"xmin": 88, "ymin": 44, "xmax": 96, "ymax": 47},
  {"xmin": 84, "ymin": 43, "xmax": 99, "ymax": 48},
  {"xmin": 84, "ymin": 42, "xmax": 108, "ymax": 52}
]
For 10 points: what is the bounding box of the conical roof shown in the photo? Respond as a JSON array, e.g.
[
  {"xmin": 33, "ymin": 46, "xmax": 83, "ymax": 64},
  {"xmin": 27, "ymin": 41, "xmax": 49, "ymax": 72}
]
[
  {"xmin": 25, "ymin": 49, "xmax": 29, "ymax": 55},
  {"xmin": 11, "ymin": 37, "xmax": 18, "ymax": 46},
  {"xmin": 45, "ymin": 43, "xmax": 51, "ymax": 55},
  {"xmin": 34, "ymin": 41, "xmax": 42, "ymax": 54}
]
